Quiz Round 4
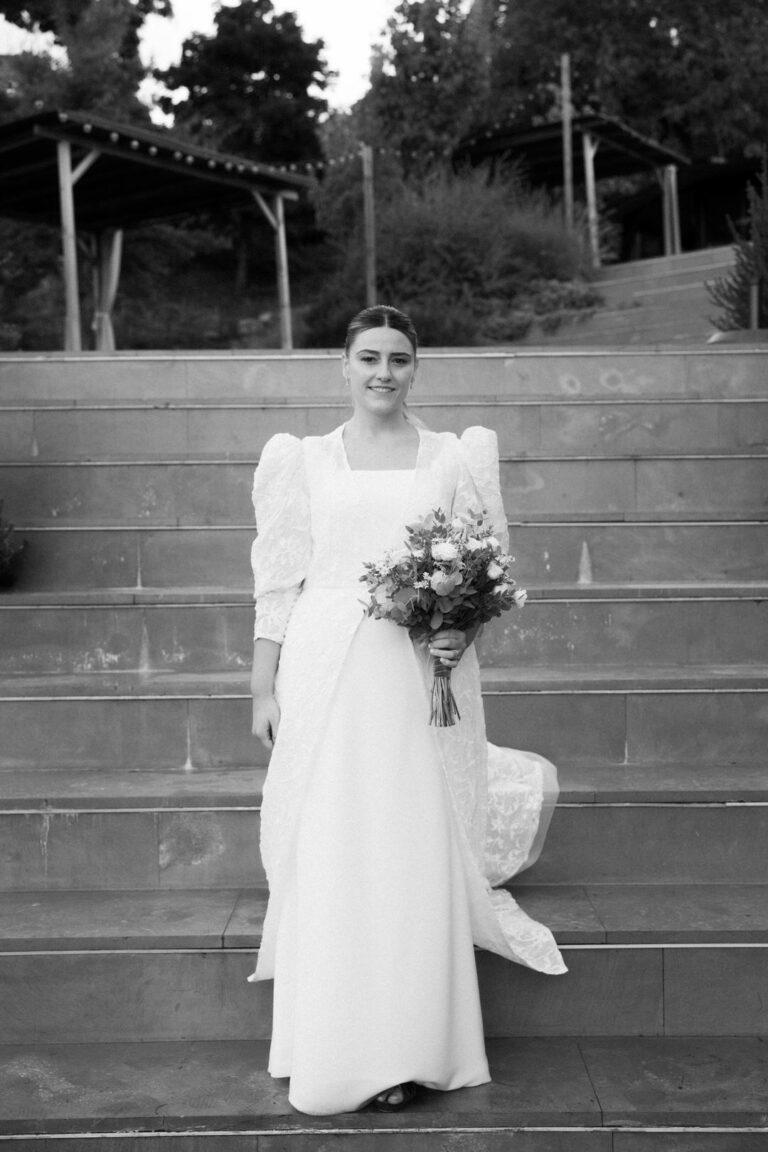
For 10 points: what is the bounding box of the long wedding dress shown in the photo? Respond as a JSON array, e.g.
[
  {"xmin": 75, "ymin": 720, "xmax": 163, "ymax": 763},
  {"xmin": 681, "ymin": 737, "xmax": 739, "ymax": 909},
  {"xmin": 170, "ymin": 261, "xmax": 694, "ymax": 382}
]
[{"xmin": 248, "ymin": 423, "xmax": 567, "ymax": 1116}]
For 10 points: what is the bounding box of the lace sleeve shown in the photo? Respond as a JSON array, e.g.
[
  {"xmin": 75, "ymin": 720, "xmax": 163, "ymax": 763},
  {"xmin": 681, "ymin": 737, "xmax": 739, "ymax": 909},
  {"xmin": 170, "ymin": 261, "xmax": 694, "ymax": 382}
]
[
  {"xmin": 454, "ymin": 426, "xmax": 509, "ymax": 552},
  {"xmin": 251, "ymin": 433, "xmax": 312, "ymax": 643}
]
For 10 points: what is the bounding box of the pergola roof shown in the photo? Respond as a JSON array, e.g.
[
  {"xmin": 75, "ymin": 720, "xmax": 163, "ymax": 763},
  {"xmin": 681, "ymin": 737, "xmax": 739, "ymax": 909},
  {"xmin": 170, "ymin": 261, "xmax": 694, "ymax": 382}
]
[
  {"xmin": 456, "ymin": 112, "xmax": 689, "ymax": 184},
  {"xmin": 0, "ymin": 109, "xmax": 313, "ymax": 229}
]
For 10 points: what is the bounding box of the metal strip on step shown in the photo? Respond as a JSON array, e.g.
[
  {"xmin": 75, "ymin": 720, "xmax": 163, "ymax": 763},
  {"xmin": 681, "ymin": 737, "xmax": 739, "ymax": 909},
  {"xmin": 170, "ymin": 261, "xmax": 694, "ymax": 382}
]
[
  {"xmin": 4, "ymin": 396, "xmax": 768, "ymax": 411},
  {"xmin": 1, "ymin": 1125, "xmax": 766, "ymax": 1140},
  {"xmin": 3, "ymin": 943, "xmax": 768, "ymax": 958}
]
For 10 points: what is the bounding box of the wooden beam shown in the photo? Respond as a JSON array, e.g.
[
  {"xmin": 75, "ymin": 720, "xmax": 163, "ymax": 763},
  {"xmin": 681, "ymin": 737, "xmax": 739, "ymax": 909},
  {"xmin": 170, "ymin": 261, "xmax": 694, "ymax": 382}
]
[
  {"xmin": 71, "ymin": 148, "xmax": 101, "ymax": 185},
  {"xmin": 274, "ymin": 193, "xmax": 293, "ymax": 351},
  {"xmin": 582, "ymin": 131, "xmax": 601, "ymax": 269},
  {"xmin": 667, "ymin": 164, "xmax": 681, "ymax": 255},
  {"xmin": 56, "ymin": 139, "xmax": 82, "ymax": 351},
  {"xmin": 251, "ymin": 190, "xmax": 293, "ymax": 350},
  {"xmin": 561, "ymin": 54, "xmax": 574, "ymax": 230},
  {"xmin": 361, "ymin": 143, "xmax": 377, "ymax": 306},
  {"xmin": 35, "ymin": 126, "xmax": 302, "ymax": 199}
]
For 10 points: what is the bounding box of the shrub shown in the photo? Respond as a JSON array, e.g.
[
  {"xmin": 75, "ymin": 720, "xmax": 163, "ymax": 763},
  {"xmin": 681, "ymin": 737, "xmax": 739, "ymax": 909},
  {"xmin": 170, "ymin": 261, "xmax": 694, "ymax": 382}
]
[
  {"xmin": 304, "ymin": 167, "xmax": 595, "ymax": 347},
  {"xmin": 708, "ymin": 151, "xmax": 768, "ymax": 331},
  {"xmin": 0, "ymin": 502, "xmax": 25, "ymax": 589}
]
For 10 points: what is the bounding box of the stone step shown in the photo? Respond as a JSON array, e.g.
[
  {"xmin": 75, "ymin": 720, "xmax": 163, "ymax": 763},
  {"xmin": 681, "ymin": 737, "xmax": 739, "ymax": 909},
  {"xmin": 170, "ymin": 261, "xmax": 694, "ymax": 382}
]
[
  {"xmin": 1, "ymin": 759, "xmax": 765, "ymax": 808},
  {"xmin": 11, "ymin": 520, "xmax": 767, "ymax": 590},
  {"xmin": 1, "ymin": 1037, "xmax": 765, "ymax": 1144},
  {"xmin": 2, "ymin": 883, "xmax": 767, "ymax": 950},
  {"xmin": 1, "ymin": 762, "xmax": 765, "ymax": 890},
  {"xmin": 597, "ymin": 246, "xmax": 735, "ymax": 282},
  {"xmin": 3, "ymin": 397, "xmax": 767, "ymax": 460},
  {"xmin": 2, "ymin": 589, "xmax": 767, "ymax": 674},
  {"xmin": 597, "ymin": 265, "xmax": 734, "ymax": 303},
  {"xmin": 1, "ymin": 887, "xmax": 767, "ymax": 1042},
  {"xmin": 3, "ymin": 455, "xmax": 766, "ymax": 526},
  {"xmin": 1, "ymin": 666, "xmax": 765, "ymax": 771},
  {"xmin": 2, "ymin": 347, "xmax": 768, "ymax": 400}
]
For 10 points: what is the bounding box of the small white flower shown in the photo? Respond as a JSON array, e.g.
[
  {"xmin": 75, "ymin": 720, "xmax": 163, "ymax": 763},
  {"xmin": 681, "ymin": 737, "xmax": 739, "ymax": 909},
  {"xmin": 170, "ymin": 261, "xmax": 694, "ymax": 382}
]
[
  {"xmin": 513, "ymin": 588, "xmax": 528, "ymax": 607},
  {"xmin": 486, "ymin": 560, "xmax": 504, "ymax": 580},
  {"xmin": 485, "ymin": 536, "xmax": 500, "ymax": 549},
  {"xmin": 431, "ymin": 540, "xmax": 459, "ymax": 562}
]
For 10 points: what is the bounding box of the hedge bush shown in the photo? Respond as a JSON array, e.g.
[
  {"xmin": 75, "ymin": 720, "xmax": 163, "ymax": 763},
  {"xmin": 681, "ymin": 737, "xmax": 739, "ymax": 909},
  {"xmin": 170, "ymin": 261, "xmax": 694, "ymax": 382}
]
[{"xmin": 304, "ymin": 168, "xmax": 597, "ymax": 347}]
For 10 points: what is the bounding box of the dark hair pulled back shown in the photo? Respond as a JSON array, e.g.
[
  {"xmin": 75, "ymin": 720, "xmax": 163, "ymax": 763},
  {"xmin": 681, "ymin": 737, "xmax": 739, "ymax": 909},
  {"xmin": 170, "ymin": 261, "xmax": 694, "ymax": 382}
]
[{"xmin": 344, "ymin": 305, "xmax": 418, "ymax": 356}]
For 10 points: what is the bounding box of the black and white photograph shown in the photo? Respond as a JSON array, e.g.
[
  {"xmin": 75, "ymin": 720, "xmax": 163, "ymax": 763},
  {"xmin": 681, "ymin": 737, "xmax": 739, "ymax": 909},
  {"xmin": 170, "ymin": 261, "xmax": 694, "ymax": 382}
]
[{"xmin": 0, "ymin": 0, "xmax": 766, "ymax": 1148}]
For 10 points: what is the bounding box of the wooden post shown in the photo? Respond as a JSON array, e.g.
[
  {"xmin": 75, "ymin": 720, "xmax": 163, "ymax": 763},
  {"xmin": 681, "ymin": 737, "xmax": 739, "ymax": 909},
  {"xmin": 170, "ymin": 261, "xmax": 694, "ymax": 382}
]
[
  {"xmin": 361, "ymin": 144, "xmax": 377, "ymax": 306},
  {"xmin": 251, "ymin": 189, "xmax": 294, "ymax": 350},
  {"xmin": 561, "ymin": 53, "xmax": 574, "ymax": 230},
  {"xmin": 274, "ymin": 193, "xmax": 293, "ymax": 351},
  {"xmin": 582, "ymin": 131, "xmax": 601, "ymax": 269},
  {"xmin": 56, "ymin": 140, "xmax": 82, "ymax": 351},
  {"xmin": 667, "ymin": 164, "xmax": 681, "ymax": 255}
]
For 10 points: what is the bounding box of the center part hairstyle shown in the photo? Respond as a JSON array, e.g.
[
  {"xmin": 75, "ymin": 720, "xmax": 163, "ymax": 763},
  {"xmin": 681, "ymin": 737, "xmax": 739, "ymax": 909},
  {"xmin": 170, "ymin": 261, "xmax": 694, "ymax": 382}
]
[{"xmin": 344, "ymin": 305, "xmax": 419, "ymax": 356}]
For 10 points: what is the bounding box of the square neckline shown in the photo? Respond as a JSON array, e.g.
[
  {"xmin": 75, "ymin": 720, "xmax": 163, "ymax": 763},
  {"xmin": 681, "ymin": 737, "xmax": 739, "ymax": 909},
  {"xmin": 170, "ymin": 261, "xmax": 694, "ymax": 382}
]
[{"xmin": 338, "ymin": 422, "xmax": 422, "ymax": 473}]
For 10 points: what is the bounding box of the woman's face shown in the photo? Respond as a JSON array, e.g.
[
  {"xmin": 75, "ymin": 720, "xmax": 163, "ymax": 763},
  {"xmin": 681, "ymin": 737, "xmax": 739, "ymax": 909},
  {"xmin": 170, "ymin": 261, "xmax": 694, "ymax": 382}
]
[{"xmin": 343, "ymin": 326, "xmax": 416, "ymax": 418}]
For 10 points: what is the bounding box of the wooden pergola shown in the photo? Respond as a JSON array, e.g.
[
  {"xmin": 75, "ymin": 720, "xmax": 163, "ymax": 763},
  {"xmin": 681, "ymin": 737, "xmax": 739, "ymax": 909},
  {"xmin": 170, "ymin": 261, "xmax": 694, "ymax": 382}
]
[
  {"xmin": 456, "ymin": 112, "xmax": 690, "ymax": 268},
  {"xmin": 0, "ymin": 110, "xmax": 313, "ymax": 350}
]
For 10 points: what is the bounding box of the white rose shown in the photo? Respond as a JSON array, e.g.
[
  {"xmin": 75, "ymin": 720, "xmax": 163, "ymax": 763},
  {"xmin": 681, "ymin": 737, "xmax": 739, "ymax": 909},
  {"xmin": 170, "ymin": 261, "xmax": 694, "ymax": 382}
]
[
  {"xmin": 466, "ymin": 537, "xmax": 484, "ymax": 552},
  {"xmin": 485, "ymin": 536, "xmax": 500, "ymax": 550},
  {"xmin": 430, "ymin": 570, "xmax": 462, "ymax": 595},
  {"xmin": 431, "ymin": 540, "xmax": 459, "ymax": 562},
  {"xmin": 486, "ymin": 560, "xmax": 504, "ymax": 580}
]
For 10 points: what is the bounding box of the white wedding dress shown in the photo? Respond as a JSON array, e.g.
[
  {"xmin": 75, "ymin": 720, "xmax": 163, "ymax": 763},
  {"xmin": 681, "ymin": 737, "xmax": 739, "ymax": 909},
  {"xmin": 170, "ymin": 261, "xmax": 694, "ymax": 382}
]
[{"xmin": 248, "ymin": 423, "xmax": 566, "ymax": 1116}]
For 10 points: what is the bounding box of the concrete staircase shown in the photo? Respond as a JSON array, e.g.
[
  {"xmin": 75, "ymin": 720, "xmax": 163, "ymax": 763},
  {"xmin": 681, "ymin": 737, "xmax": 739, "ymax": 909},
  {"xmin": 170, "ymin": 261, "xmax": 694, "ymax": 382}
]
[
  {"xmin": 532, "ymin": 246, "xmax": 737, "ymax": 346},
  {"xmin": 0, "ymin": 347, "xmax": 767, "ymax": 1148}
]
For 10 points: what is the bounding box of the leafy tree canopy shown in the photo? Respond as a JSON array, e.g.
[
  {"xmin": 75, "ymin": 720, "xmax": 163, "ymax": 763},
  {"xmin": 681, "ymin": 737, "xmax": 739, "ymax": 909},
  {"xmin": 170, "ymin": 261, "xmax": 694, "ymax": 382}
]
[
  {"xmin": 0, "ymin": 0, "xmax": 171, "ymax": 72},
  {"xmin": 481, "ymin": 0, "xmax": 768, "ymax": 160},
  {"xmin": 0, "ymin": 0, "xmax": 172, "ymax": 122},
  {"xmin": 362, "ymin": 0, "xmax": 485, "ymax": 172},
  {"xmin": 156, "ymin": 0, "xmax": 328, "ymax": 165}
]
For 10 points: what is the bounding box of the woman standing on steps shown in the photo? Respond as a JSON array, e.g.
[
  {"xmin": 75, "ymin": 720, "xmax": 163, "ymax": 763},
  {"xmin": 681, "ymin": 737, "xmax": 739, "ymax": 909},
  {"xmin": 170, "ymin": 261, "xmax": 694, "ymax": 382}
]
[{"xmin": 248, "ymin": 304, "xmax": 566, "ymax": 1116}]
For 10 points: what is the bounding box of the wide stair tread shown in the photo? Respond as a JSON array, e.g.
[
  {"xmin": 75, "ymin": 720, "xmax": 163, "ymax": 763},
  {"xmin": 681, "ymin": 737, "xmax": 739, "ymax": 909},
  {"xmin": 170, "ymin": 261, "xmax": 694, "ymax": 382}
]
[
  {"xmin": 1, "ymin": 1036, "xmax": 765, "ymax": 1136},
  {"xmin": 1, "ymin": 883, "xmax": 767, "ymax": 952}
]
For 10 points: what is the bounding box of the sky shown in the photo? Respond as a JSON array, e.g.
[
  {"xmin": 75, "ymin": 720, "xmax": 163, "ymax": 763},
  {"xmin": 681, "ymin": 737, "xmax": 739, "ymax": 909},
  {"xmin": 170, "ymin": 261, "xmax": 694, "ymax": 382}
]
[{"xmin": 0, "ymin": 0, "xmax": 398, "ymax": 112}]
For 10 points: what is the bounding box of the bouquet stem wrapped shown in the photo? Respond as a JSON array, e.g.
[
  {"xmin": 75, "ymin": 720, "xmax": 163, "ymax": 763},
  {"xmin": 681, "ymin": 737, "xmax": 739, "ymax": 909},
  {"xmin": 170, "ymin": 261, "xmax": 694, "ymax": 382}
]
[
  {"xmin": 430, "ymin": 657, "xmax": 461, "ymax": 727},
  {"xmin": 361, "ymin": 508, "xmax": 526, "ymax": 727}
]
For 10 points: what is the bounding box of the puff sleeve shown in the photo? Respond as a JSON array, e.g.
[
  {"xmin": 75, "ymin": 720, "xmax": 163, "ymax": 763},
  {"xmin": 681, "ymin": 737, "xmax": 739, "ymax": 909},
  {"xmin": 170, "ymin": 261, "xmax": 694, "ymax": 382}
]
[
  {"xmin": 250, "ymin": 433, "xmax": 312, "ymax": 643},
  {"xmin": 454, "ymin": 426, "xmax": 509, "ymax": 552}
]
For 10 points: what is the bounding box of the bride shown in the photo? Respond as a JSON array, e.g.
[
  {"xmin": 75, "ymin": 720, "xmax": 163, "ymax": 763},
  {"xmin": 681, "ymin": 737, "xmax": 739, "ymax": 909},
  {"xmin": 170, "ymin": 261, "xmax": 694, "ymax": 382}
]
[{"xmin": 248, "ymin": 305, "xmax": 566, "ymax": 1116}]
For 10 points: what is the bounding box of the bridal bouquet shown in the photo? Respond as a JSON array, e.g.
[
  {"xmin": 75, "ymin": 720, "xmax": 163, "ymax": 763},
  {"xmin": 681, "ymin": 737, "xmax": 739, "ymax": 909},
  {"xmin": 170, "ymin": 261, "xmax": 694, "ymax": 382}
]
[{"xmin": 360, "ymin": 508, "xmax": 526, "ymax": 727}]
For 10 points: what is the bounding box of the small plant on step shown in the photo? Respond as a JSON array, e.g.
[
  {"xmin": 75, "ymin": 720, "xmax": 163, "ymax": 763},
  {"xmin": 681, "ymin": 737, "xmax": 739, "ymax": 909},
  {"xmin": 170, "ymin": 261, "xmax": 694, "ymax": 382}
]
[
  {"xmin": 0, "ymin": 502, "xmax": 26, "ymax": 589},
  {"xmin": 708, "ymin": 149, "xmax": 768, "ymax": 331}
]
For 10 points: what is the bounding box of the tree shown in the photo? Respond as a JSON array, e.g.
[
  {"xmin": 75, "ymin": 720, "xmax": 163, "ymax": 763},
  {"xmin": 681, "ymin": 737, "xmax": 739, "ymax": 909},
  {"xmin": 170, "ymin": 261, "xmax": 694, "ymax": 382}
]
[
  {"xmin": 363, "ymin": 0, "xmax": 486, "ymax": 173},
  {"xmin": 0, "ymin": 0, "xmax": 168, "ymax": 122},
  {"xmin": 157, "ymin": 0, "xmax": 328, "ymax": 166},
  {"xmin": 482, "ymin": 0, "xmax": 768, "ymax": 160},
  {"xmin": 708, "ymin": 152, "xmax": 768, "ymax": 331}
]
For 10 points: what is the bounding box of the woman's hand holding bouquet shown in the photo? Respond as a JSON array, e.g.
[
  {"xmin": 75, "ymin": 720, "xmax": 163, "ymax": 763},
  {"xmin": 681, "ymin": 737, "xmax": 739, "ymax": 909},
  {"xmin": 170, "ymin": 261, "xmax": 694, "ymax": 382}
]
[{"xmin": 360, "ymin": 508, "xmax": 526, "ymax": 726}]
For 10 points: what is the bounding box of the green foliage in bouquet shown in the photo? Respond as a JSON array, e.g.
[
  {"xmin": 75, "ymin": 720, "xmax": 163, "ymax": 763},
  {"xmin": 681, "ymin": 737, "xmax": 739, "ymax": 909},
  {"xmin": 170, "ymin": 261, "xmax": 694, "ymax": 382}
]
[
  {"xmin": 360, "ymin": 507, "xmax": 526, "ymax": 726},
  {"xmin": 708, "ymin": 151, "xmax": 768, "ymax": 331},
  {"xmin": 0, "ymin": 502, "xmax": 26, "ymax": 589}
]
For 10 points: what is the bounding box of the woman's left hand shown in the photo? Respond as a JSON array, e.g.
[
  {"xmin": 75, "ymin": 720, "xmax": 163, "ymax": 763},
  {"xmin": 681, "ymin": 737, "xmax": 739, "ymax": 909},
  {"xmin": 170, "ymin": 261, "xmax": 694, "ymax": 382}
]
[{"xmin": 430, "ymin": 628, "xmax": 473, "ymax": 667}]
